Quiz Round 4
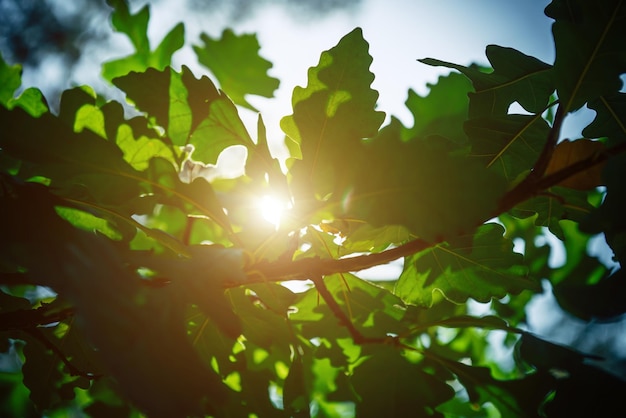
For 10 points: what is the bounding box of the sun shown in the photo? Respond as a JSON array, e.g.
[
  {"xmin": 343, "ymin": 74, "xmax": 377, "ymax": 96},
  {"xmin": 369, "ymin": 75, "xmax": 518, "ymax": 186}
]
[{"xmin": 257, "ymin": 195, "xmax": 289, "ymax": 229}]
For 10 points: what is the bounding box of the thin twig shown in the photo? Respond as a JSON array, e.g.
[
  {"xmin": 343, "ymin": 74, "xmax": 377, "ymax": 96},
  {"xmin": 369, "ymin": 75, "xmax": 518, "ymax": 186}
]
[{"xmin": 310, "ymin": 275, "xmax": 385, "ymax": 344}]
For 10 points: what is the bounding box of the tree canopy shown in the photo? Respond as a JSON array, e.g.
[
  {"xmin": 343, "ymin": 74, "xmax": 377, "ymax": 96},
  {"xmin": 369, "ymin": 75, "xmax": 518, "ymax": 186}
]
[{"xmin": 1, "ymin": 0, "xmax": 626, "ymax": 416}]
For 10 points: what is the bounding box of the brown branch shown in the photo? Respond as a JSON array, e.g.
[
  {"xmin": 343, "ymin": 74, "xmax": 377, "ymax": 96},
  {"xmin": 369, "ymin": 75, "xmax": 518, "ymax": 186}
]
[
  {"xmin": 496, "ymin": 103, "xmax": 565, "ymax": 214},
  {"xmin": 529, "ymin": 103, "xmax": 565, "ymax": 180},
  {"xmin": 497, "ymin": 138, "xmax": 626, "ymax": 215},
  {"xmin": 240, "ymin": 237, "xmax": 439, "ymax": 285}
]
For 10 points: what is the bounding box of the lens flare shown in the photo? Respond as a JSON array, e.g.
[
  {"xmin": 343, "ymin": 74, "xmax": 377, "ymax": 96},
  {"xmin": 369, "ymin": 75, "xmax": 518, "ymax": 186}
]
[{"xmin": 257, "ymin": 195, "xmax": 287, "ymax": 228}]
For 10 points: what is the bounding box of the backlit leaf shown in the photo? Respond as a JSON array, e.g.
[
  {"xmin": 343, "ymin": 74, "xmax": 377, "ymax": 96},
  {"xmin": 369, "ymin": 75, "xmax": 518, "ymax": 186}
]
[
  {"xmin": 103, "ymin": 0, "xmax": 184, "ymax": 81},
  {"xmin": 281, "ymin": 27, "xmax": 385, "ymax": 211},
  {"xmin": 194, "ymin": 29, "xmax": 279, "ymax": 111},
  {"xmin": 0, "ymin": 55, "xmax": 21, "ymax": 106},
  {"xmin": 115, "ymin": 66, "xmax": 254, "ymax": 165}
]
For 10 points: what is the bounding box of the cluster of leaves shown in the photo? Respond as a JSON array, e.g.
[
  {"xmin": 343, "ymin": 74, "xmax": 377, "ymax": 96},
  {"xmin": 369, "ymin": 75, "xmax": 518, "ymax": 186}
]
[{"xmin": 1, "ymin": 0, "xmax": 626, "ymax": 416}]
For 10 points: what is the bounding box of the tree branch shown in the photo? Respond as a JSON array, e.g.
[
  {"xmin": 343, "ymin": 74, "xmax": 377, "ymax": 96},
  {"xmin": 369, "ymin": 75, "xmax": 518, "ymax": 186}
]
[
  {"xmin": 497, "ymin": 138, "xmax": 626, "ymax": 214},
  {"xmin": 495, "ymin": 103, "xmax": 565, "ymax": 214},
  {"xmin": 240, "ymin": 236, "xmax": 439, "ymax": 285}
]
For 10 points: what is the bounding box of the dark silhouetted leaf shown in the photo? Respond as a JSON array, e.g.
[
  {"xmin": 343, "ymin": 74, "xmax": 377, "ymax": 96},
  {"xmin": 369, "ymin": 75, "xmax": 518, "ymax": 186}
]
[
  {"xmin": 421, "ymin": 45, "xmax": 554, "ymax": 117},
  {"xmin": 464, "ymin": 114, "xmax": 550, "ymax": 182},
  {"xmin": 345, "ymin": 122, "xmax": 507, "ymax": 241},
  {"xmin": 511, "ymin": 186, "xmax": 595, "ymax": 240},
  {"xmin": 352, "ymin": 345, "xmax": 454, "ymax": 417},
  {"xmin": 545, "ymin": 0, "xmax": 626, "ymax": 112},
  {"xmin": 584, "ymin": 93, "xmax": 626, "ymax": 146}
]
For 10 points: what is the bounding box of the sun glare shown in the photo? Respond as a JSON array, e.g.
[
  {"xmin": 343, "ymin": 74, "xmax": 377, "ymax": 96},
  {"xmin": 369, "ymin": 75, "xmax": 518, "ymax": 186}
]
[{"xmin": 257, "ymin": 195, "xmax": 288, "ymax": 228}]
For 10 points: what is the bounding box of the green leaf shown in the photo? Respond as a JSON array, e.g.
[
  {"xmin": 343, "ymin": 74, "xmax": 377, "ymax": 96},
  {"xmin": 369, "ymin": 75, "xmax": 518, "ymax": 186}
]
[
  {"xmin": 7, "ymin": 88, "xmax": 48, "ymax": 117},
  {"xmin": 403, "ymin": 72, "xmax": 473, "ymax": 143},
  {"xmin": 545, "ymin": 0, "xmax": 626, "ymax": 112},
  {"xmin": 351, "ymin": 346, "xmax": 454, "ymax": 417},
  {"xmin": 584, "ymin": 93, "xmax": 626, "ymax": 146},
  {"xmin": 230, "ymin": 286, "xmax": 293, "ymax": 351},
  {"xmin": 416, "ymin": 314, "xmax": 522, "ymax": 334},
  {"xmin": 55, "ymin": 206, "xmax": 124, "ymax": 240},
  {"xmin": 146, "ymin": 158, "xmax": 234, "ymax": 236},
  {"xmin": 281, "ymin": 28, "xmax": 385, "ymax": 210},
  {"xmin": 511, "ymin": 186, "xmax": 595, "ymax": 240},
  {"xmin": 113, "ymin": 67, "xmax": 174, "ymax": 140},
  {"xmin": 115, "ymin": 123, "xmax": 176, "ymax": 171},
  {"xmin": 115, "ymin": 66, "xmax": 254, "ymax": 165},
  {"xmin": 345, "ymin": 122, "xmax": 507, "ymax": 241},
  {"xmin": 131, "ymin": 245, "xmax": 245, "ymax": 338},
  {"xmin": 283, "ymin": 353, "xmax": 310, "ymax": 414},
  {"xmin": 464, "ymin": 113, "xmax": 550, "ymax": 182},
  {"xmin": 581, "ymin": 154, "xmax": 626, "ymax": 264},
  {"xmin": 0, "ymin": 55, "xmax": 48, "ymax": 116},
  {"xmin": 0, "ymin": 54, "xmax": 21, "ymax": 106},
  {"xmin": 107, "ymin": 0, "xmax": 150, "ymax": 53},
  {"xmin": 291, "ymin": 274, "xmax": 406, "ymax": 339},
  {"xmin": 0, "ymin": 105, "xmax": 143, "ymax": 207},
  {"xmin": 102, "ymin": 0, "xmax": 184, "ymax": 81},
  {"xmin": 396, "ymin": 223, "xmax": 536, "ymax": 306},
  {"xmin": 435, "ymin": 355, "xmax": 553, "ymax": 418},
  {"xmin": 341, "ymin": 223, "xmax": 411, "ymax": 254},
  {"xmin": 1, "ymin": 104, "xmax": 233, "ymax": 242},
  {"xmin": 191, "ymin": 96, "xmax": 254, "ymax": 165},
  {"xmin": 421, "ymin": 45, "xmax": 554, "ymax": 117},
  {"xmin": 245, "ymin": 114, "xmax": 289, "ymax": 195},
  {"xmin": 193, "ymin": 29, "xmax": 279, "ymax": 111}
]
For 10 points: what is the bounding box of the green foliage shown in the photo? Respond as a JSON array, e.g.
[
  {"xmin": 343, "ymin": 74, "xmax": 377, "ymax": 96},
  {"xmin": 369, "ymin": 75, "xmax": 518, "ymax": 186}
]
[{"xmin": 1, "ymin": 1, "xmax": 625, "ymax": 417}]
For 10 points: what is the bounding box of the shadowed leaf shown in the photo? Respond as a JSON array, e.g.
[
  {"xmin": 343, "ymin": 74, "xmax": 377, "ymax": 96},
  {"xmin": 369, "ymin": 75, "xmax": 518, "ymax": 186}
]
[
  {"xmin": 421, "ymin": 45, "xmax": 554, "ymax": 117},
  {"xmin": 545, "ymin": 0, "xmax": 626, "ymax": 112},
  {"xmin": 396, "ymin": 223, "xmax": 535, "ymax": 306}
]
